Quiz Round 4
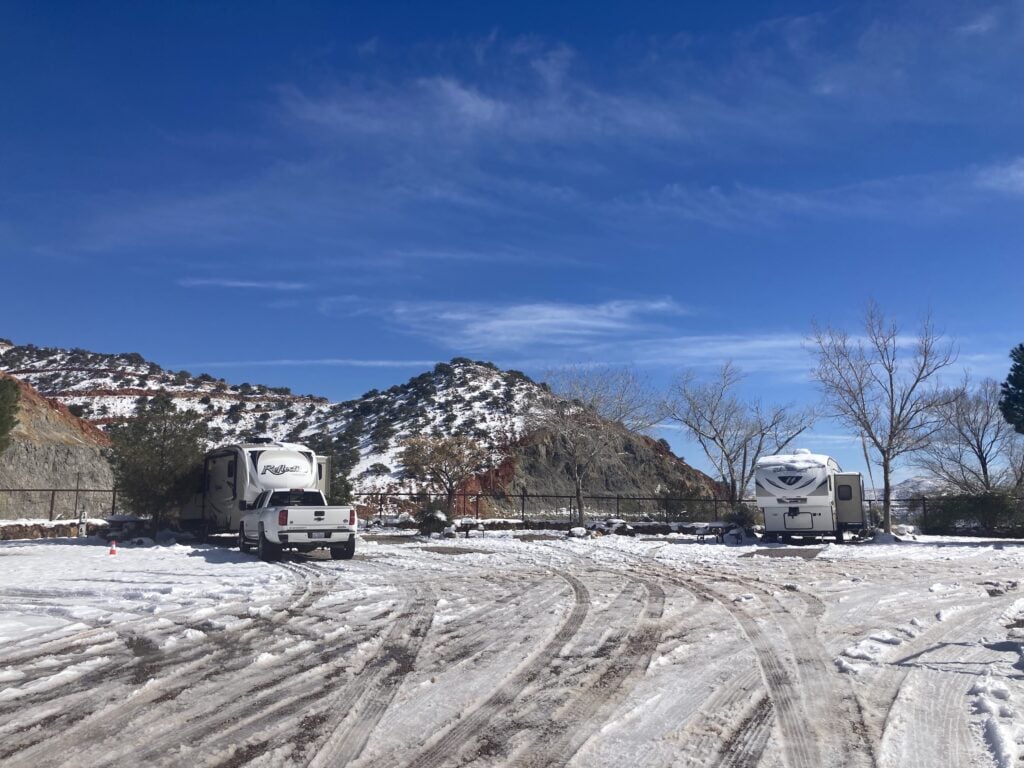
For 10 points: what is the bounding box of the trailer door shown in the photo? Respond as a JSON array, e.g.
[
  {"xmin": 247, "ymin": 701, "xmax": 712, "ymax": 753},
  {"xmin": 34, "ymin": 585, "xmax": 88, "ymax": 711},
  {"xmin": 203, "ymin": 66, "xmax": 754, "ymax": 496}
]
[{"xmin": 834, "ymin": 473, "xmax": 866, "ymax": 528}]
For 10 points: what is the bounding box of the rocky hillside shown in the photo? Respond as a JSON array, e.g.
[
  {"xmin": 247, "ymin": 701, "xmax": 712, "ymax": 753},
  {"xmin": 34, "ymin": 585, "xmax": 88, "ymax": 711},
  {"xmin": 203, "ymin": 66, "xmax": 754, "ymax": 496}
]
[
  {"xmin": 0, "ymin": 340, "xmax": 717, "ymax": 503},
  {"xmin": 0, "ymin": 371, "xmax": 114, "ymax": 520}
]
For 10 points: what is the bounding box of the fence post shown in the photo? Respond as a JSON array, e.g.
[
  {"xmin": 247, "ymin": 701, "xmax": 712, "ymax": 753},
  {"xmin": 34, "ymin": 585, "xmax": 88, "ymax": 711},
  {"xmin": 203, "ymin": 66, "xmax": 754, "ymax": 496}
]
[
  {"xmin": 921, "ymin": 497, "xmax": 927, "ymax": 531},
  {"xmin": 110, "ymin": 488, "xmax": 117, "ymax": 515},
  {"xmin": 48, "ymin": 490, "xmax": 56, "ymax": 522},
  {"xmin": 520, "ymin": 489, "xmax": 526, "ymax": 522}
]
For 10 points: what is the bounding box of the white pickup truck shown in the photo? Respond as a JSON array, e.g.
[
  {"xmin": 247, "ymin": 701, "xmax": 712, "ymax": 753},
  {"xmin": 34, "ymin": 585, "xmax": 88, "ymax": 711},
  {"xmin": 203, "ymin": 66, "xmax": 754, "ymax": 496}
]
[{"xmin": 238, "ymin": 488, "xmax": 357, "ymax": 562}]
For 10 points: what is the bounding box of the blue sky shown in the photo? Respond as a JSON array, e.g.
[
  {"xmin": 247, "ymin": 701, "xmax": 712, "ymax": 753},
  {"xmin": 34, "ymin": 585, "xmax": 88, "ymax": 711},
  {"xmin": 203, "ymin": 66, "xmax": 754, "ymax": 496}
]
[{"xmin": 2, "ymin": 1, "xmax": 1022, "ymax": 482}]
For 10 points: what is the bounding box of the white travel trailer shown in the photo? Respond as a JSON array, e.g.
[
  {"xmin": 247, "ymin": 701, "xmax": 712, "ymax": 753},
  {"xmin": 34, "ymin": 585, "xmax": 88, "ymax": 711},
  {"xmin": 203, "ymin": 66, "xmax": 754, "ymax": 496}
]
[
  {"xmin": 181, "ymin": 439, "xmax": 331, "ymax": 535},
  {"xmin": 755, "ymin": 449, "xmax": 867, "ymax": 543}
]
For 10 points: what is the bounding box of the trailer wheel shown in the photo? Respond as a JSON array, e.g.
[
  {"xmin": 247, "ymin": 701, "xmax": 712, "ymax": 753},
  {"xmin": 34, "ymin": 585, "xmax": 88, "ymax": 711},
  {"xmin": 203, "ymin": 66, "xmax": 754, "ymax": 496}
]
[
  {"xmin": 238, "ymin": 524, "xmax": 252, "ymax": 554},
  {"xmin": 835, "ymin": 530, "xmax": 844, "ymax": 544},
  {"xmin": 258, "ymin": 525, "xmax": 281, "ymax": 562},
  {"xmin": 330, "ymin": 537, "xmax": 355, "ymax": 560}
]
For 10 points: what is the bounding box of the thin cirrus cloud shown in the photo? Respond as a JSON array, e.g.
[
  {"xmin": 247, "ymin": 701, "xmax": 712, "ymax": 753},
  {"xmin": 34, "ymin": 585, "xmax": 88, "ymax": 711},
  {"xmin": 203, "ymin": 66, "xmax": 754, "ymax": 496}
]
[
  {"xmin": 623, "ymin": 333, "xmax": 813, "ymax": 373},
  {"xmin": 975, "ymin": 157, "xmax": 1024, "ymax": 195},
  {"xmin": 176, "ymin": 358, "xmax": 437, "ymax": 369},
  {"xmin": 383, "ymin": 298, "xmax": 690, "ymax": 351},
  {"xmin": 74, "ymin": 18, "xmax": 1024, "ymax": 258},
  {"xmin": 177, "ymin": 278, "xmax": 308, "ymax": 291}
]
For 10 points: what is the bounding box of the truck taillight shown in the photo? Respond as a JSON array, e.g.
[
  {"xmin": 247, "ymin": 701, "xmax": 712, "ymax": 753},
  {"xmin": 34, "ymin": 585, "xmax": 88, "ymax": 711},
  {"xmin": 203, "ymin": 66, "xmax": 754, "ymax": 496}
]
[
  {"xmin": 349, "ymin": 509, "xmax": 357, "ymax": 527},
  {"xmin": 278, "ymin": 509, "xmax": 288, "ymax": 526}
]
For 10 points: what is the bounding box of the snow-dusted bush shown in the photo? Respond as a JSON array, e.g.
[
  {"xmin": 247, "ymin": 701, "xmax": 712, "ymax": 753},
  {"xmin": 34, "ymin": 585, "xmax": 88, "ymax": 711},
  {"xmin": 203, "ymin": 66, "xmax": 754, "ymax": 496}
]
[{"xmin": 415, "ymin": 502, "xmax": 449, "ymax": 536}]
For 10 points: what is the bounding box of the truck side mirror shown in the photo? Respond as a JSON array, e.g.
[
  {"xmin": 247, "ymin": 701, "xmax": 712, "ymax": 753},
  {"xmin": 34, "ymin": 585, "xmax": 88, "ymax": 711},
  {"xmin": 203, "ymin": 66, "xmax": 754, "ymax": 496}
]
[{"xmin": 239, "ymin": 500, "xmax": 247, "ymax": 512}]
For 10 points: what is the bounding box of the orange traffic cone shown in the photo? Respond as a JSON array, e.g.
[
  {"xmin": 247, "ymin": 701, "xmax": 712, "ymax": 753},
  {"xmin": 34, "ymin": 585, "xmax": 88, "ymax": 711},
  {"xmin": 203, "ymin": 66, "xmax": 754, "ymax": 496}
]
[{"xmin": 108, "ymin": 539, "xmax": 118, "ymax": 556}]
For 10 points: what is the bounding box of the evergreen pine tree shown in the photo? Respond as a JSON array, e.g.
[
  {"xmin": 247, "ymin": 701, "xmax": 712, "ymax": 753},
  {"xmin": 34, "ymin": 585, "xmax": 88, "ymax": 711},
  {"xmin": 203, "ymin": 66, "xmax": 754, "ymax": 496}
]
[
  {"xmin": 1000, "ymin": 343, "xmax": 1024, "ymax": 434},
  {"xmin": 107, "ymin": 392, "xmax": 207, "ymax": 534},
  {"xmin": 0, "ymin": 378, "xmax": 20, "ymax": 456}
]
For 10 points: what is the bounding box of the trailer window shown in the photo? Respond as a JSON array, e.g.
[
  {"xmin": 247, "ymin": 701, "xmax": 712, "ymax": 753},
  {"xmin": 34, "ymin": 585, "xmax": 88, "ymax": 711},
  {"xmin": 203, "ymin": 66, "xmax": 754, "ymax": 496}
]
[
  {"xmin": 838, "ymin": 484, "xmax": 853, "ymax": 501},
  {"xmin": 269, "ymin": 490, "xmax": 325, "ymax": 507}
]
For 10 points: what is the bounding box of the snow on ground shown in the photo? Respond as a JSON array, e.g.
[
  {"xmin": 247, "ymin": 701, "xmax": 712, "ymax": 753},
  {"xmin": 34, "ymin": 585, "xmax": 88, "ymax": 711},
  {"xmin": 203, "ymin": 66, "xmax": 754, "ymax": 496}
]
[{"xmin": 1, "ymin": 531, "xmax": 1024, "ymax": 767}]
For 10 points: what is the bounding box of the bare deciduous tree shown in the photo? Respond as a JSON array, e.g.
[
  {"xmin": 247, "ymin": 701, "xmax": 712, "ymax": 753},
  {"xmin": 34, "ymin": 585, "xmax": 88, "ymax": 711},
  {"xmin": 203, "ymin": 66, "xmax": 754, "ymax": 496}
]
[
  {"xmin": 917, "ymin": 378, "xmax": 1021, "ymax": 493},
  {"xmin": 1006, "ymin": 437, "xmax": 1024, "ymax": 493},
  {"xmin": 398, "ymin": 434, "xmax": 491, "ymax": 519},
  {"xmin": 527, "ymin": 366, "xmax": 662, "ymax": 527},
  {"xmin": 665, "ymin": 362, "xmax": 816, "ymax": 505},
  {"xmin": 810, "ymin": 302, "xmax": 958, "ymax": 532}
]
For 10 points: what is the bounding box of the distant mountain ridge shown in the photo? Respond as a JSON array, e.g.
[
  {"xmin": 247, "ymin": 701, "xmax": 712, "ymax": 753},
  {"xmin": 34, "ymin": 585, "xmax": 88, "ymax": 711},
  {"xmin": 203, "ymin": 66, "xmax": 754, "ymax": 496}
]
[
  {"xmin": 0, "ymin": 340, "xmax": 718, "ymax": 501},
  {"xmin": 868, "ymin": 476, "xmax": 950, "ymax": 501}
]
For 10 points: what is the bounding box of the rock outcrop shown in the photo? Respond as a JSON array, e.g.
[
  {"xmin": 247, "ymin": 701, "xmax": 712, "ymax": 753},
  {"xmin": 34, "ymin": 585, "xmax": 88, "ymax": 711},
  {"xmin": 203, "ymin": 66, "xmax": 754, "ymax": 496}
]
[{"xmin": 0, "ymin": 373, "xmax": 114, "ymax": 520}]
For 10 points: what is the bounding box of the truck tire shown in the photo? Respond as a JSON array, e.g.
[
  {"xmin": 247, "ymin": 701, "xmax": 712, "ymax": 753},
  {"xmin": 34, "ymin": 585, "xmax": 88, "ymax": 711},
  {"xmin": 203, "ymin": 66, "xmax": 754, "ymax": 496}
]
[
  {"xmin": 330, "ymin": 536, "xmax": 355, "ymax": 560},
  {"xmin": 258, "ymin": 525, "xmax": 281, "ymax": 562},
  {"xmin": 238, "ymin": 524, "xmax": 252, "ymax": 554}
]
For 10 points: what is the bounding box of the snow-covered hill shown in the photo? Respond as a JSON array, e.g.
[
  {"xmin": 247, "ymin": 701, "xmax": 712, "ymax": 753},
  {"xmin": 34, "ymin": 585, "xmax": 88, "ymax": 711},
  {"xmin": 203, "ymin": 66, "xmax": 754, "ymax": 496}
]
[
  {"xmin": 0, "ymin": 341, "xmax": 716, "ymax": 499},
  {"xmin": 868, "ymin": 476, "xmax": 950, "ymax": 500}
]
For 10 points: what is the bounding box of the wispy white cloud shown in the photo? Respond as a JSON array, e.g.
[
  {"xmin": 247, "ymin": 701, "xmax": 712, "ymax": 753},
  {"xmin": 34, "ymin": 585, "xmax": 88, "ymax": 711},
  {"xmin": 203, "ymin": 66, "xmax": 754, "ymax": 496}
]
[
  {"xmin": 975, "ymin": 157, "xmax": 1024, "ymax": 194},
  {"xmin": 177, "ymin": 278, "xmax": 308, "ymax": 291},
  {"xmin": 957, "ymin": 11, "xmax": 999, "ymax": 35},
  {"xmin": 177, "ymin": 358, "xmax": 436, "ymax": 369},
  {"xmin": 622, "ymin": 333, "xmax": 813, "ymax": 372},
  {"xmin": 612, "ymin": 169, "xmax": 983, "ymax": 229},
  {"xmin": 383, "ymin": 298, "xmax": 690, "ymax": 351},
  {"xmin": 65, "ymin": 14, "xmax": 1024, "ymax": 265}
]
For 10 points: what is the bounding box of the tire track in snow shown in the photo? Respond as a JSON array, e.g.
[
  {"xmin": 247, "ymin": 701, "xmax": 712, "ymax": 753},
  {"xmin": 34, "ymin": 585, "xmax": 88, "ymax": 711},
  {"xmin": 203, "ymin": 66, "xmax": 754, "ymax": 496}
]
[
  {"xmin": 0, "ymin": 559, "xmax": 313, "ymax": 669},
  {"xmin": 646, "ymin": 568, "xmax": 821, "ymax": 768},
  {"xmin": 0, "ymin": 561, "xmax": 397, "ymax": 766},
  {"xmin": 0, "ymin": 561, "xmax": 319, "ymax": 714},
  {"xmin": 509, "ymin": 575, "xmax": 666, "ymax": 768},
  {"xmin": 390, "ymin": 570, "xmax": 591, "ymax": 768},
  {"xmin": 699, "ymin": 567, "xmax": 877, "ymax": 768},
  {"xmin": 107, "ymin": 561, "xmax": 415, "ymax": 767},
  {"xmin": 632, "ymin": 547, "xmax": 878, "ymax": 768},
  {"xmin": 672, "ymin": 666, "xmax": 771, "ymax": 768},
  {"xmin": 299, "ymin": 585, "xmax": 437, "ymax": 767},
  {"xmin": 876, "ymin": 598, "xmax": 1019, "ymax": 768},
  {"xmin": 427, "ymin": 574, "xmax": 556, "ymax": 669}
]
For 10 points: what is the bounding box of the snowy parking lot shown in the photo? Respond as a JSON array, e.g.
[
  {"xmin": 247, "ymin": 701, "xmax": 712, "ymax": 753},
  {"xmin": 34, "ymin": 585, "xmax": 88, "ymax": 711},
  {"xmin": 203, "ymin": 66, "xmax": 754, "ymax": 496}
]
[{"xmin": 1, "ymin": 531, "xmax": 1023, "ymax": 767}]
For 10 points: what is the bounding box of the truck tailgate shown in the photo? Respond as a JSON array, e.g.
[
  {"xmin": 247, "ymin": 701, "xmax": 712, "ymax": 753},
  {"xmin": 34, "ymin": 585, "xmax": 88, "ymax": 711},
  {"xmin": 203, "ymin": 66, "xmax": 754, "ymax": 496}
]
[{"xmin": 280, "ymin": 506, "xmax": 354, "ymax": 529}]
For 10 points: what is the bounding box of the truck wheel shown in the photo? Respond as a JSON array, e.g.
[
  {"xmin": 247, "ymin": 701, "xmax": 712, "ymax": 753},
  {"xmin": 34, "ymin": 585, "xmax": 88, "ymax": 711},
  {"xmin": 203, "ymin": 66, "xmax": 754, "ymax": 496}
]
[
  {"xmin": 835, "ymin": 530, "xmax": 844, "ymax": 544},
  {"xmin": 258, "ymin": 526, "xmax": 280, "ymax": 562},
  {"xmin": 330, "ymin": 537, "xmax": 356, "ymax": 561},
  {"xmin": 239, "ymin": 524, "xmax": 252, "ymax": 553}
]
